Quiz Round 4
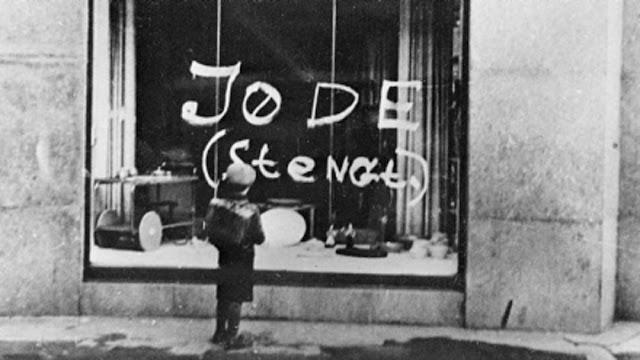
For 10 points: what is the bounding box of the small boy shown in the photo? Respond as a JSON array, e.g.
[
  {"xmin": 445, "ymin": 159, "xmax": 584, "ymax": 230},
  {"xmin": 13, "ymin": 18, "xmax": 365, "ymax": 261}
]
[{"xmin": 203, "ymin": 162, "xmax": 265, "ymax": 349}]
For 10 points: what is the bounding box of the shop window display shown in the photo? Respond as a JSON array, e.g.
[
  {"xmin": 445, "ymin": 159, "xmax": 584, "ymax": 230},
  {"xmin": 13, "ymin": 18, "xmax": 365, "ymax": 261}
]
[{"xmin": 88, "ymin": 0, "xmax": 465, "ymax": 280}]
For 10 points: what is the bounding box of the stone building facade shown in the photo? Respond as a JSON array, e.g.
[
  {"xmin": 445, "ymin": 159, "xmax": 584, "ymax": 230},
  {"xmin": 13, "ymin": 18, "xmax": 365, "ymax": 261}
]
[{"xmin": 0, "ymin": 0, "xmax": 638, "ymax": 334}]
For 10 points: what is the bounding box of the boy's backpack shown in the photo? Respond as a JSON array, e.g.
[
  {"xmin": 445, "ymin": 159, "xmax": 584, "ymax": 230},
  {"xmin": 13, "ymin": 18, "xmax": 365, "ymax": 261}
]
[{"xmin": 205, "ymin": 198, "xmax": 254, "ymax": 248}]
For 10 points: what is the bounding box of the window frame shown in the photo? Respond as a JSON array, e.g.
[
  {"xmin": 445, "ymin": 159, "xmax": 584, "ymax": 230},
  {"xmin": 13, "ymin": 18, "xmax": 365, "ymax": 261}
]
[{"xmin": 83, "ymin": 0, "xmax": 469, "ymax": 290}]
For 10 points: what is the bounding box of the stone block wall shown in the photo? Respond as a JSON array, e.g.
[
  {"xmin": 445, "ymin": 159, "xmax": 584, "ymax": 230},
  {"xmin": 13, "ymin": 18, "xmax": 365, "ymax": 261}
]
[
  {"xmin": 465, "ymin": 0, "xmax": 621, "ymax": 333},
  {"xmin": 0, "ymin": 0, "xmax": 87, "ymax": 315}
]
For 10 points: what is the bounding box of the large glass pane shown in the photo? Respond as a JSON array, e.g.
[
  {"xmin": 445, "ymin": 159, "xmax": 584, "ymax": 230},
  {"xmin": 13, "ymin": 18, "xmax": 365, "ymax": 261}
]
[
  {"xmin": 91, "ymin": 0, "xmax": 462, "ymax": 279},
  {"xmin": 333, "ymin": 0, "xmax": 399, "ymax": 234},
  {"xmin": 217, "ymin": 0, "xmax": 333, "ymax": 227}
]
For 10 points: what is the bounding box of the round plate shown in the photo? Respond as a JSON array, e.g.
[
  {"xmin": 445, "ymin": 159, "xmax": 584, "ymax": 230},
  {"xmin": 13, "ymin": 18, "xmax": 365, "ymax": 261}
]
[
  {"xmin": 261, "ymin": 208, "xmax": 307, "ymax": 247},
  {"xmin": 95, "ymin": 209, "xmax": 119, "ymax": 248},
  {"xmin": 138, "ymin": 211, "xmax": 163, "ymax": 251}
]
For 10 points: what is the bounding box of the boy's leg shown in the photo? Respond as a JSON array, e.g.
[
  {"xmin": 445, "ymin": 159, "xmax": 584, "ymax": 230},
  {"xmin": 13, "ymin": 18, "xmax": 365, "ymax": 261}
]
[
  {"xmin": 211, "ymin": 300, "xmax": 229, "ymax": 343},
  {"xmin": 224, "ymin": 301, "xmax": 248, "ymax": 350},
  {"xmin": 226, "ymin": 301, "xmax": 242, "ymax": 338}
]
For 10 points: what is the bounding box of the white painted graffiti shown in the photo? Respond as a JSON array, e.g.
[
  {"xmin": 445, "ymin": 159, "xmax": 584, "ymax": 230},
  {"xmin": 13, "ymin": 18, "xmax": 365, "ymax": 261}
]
[{"xmin": 184, "ymin": 61, "xmax": 428, "ymax": 206}]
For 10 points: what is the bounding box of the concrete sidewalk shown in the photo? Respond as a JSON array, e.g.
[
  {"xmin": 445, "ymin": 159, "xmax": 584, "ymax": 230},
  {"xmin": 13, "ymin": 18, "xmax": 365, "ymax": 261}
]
[{"xmin": 0, "ymin": 316, "xmax": 638, "ymax": 359}]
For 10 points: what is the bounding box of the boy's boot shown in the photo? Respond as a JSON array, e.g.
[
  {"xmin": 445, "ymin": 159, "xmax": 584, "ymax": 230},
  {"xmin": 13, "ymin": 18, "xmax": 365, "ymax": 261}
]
[{"xmin": 211, "ymin": 301, "xmax": 228, "ymax": 344}]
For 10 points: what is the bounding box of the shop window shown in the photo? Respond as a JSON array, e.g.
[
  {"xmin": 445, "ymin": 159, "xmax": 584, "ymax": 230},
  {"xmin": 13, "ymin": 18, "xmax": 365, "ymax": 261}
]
[{"xmin": 86, "ymin": 0, "xmax": 467, "ymax": 285}]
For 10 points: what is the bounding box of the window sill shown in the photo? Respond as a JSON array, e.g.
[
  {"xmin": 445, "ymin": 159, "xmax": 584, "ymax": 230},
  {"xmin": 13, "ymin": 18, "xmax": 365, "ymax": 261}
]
[{"xmin": 85, "ymin": 240, "xmax": 463, "ymax": 290}]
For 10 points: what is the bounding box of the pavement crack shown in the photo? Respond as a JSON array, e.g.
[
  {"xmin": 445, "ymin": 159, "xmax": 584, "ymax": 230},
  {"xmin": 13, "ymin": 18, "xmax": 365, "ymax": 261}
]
[
  {"xmin": 562, "ymin": 328, "xmax": 640, "ymax": 357},
  {"xmin": 562, "ymin": 336, "xmax": 614, "ymax": 356},
  {"xmin": 604, "ymin": 329, "xmax": 640, "ymax": 348}
]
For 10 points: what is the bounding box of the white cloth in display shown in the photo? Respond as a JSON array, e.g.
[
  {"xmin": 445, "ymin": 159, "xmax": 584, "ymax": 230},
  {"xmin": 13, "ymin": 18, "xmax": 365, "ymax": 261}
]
[{"xmin": 260, "ymin": 208, "xmax": 307, "ymax": 247}]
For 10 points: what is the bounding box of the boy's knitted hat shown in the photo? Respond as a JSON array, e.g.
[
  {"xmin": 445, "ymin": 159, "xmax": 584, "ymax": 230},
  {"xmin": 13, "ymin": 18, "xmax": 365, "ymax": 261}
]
[{"xmin": 223, "ymin": 162, "xmax": 256, "ymax": 187}]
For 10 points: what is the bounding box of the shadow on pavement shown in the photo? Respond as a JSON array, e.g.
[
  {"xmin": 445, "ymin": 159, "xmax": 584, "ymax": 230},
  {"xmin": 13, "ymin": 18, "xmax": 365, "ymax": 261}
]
[
  {"xmin": 322, "ymin": 337, "xmax": 587, "ymax": 360},
  {"xmin": 0, "ymin": 337, "xmax": 588, "ymax": 360}
]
